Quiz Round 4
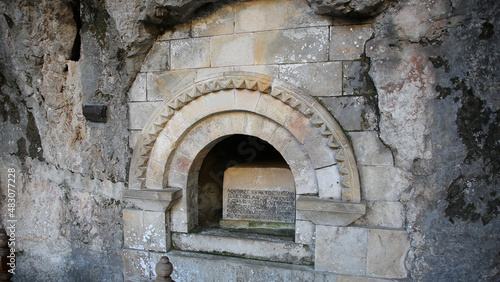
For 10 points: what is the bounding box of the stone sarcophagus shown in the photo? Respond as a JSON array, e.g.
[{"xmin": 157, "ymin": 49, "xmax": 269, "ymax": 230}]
[{"xmin": 220, "ymin": 163, "xmax": 295, "ymax": 233}]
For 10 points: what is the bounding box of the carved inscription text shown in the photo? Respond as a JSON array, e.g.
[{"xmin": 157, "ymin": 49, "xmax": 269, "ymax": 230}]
[{"xmin": 225, "ymin": 189, "xmax": 295, "ymax": 223}]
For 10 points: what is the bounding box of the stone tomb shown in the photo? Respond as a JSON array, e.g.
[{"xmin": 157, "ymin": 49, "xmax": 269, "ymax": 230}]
[{"xmin": 220, "ymin": 163, "xmax": 295, "ymax": 234}]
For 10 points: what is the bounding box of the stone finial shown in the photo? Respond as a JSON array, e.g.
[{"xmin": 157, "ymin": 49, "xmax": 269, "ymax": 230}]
[
  {"xmin": 154, "ymin": 256, "xmax": 174, "ymax": 282},
  {"xmin": 0, "ymin": 229, "xmax": 13, "ymax": 281}
]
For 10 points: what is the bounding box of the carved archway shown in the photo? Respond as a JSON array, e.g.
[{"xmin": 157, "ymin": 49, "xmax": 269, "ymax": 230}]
[{"xmin": 126, "ymin": 72, "xmax": 363, "ymax": 232}]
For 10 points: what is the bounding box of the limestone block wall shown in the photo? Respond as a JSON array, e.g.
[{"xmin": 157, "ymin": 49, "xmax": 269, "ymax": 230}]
[
  {"xmin": 125, "ymin": 0, "xmax": 410, "ymax": 280},
  {"xmin": 128, "ymin": 0, "xmax": 375, "ymax": 144}
]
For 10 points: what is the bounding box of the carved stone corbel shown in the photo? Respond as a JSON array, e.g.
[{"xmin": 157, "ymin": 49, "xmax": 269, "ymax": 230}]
[
  {"xmin": 123, "ymin": 188, "xmax": 182, "ymax": 212},
  {"xmin": 296, "ymin": 196, "xmax": 366, "ymax": 226}
]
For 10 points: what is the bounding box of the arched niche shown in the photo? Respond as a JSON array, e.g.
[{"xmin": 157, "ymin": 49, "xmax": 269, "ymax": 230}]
[
  {"xmin": 124, "ymin": 72, "xmax": 365, "ymax": 234},
  {"xmin": 195, "ymin": 134, "xmax": 289, "ymax": 229}
]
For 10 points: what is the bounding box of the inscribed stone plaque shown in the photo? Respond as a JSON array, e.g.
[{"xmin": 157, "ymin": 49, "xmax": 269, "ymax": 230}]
[
  {"xmin": 222, "ymin": 163, "xmax": 296, "ymax": 223},
  {"xmin": 226, "ymin": 189, "xmax": 295, "ymax": 222}
]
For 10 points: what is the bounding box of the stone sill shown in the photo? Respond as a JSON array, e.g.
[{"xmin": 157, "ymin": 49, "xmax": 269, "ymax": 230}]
[
  {"xmin": 164, "ymin": 249, "xmax": 321, "ymax": 274},
  {"xmin": 296, "ymin": 196, "xmax": 366, "ymax": 226},
  {"xmin": 123, "ymin": 188, "xmax": 182, "ymax": 212},
  {"xmin": 172, "ymin": 229, "xmax": 313, "ymax": 265},
  {"xmin": 219, "ymin": 220, "xmax": 295, "ymax": 236}
]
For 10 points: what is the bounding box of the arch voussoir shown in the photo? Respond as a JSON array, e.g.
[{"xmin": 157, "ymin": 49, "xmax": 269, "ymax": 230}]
[{"xmin": 129, "ymin": 71, "xmax": 361, "ymax": 202}]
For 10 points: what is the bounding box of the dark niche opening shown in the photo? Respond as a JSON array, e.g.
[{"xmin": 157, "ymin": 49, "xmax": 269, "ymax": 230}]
[
  {"xmin": 68, "ymin": 0, "xmax": 82, "ymax": 61},
  {"xmin": 197, "ymin": 134, "xmax": 293, "ymax": 237}
]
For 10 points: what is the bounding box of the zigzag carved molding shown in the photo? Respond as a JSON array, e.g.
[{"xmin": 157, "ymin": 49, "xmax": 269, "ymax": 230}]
[{"xmin": 133, "ymin": 72, "xmax": 361, "ymax": 202}]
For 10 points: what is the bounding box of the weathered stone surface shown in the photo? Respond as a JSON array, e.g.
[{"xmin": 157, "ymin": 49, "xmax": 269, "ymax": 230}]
[
  {"xmin": 0, "ymin": 158, "xmax": 124, "ymax": 281},
  {"xmin": 391, "ymin": 1, "xmax": 450, "ymax": 43},
  {"xmin": 233, "ymin": 65, "xmax": 280, "ymax": 77},
  {"xmin": 143, "ymin": 211, "xmax": 168, "ymax": 252},
  {"xmin": 343, "ymin": 60, "xmax": 376, "ymax": 96},
  {"xmin": 0, "ymin": 0, "xmax": 156, "ymax": 184},
  {"xmin": 169, "ymin": 151, "xmax": 193, "ymax": 176},
  {"xmin": 330, "ymin": 25, "xmax": 372, "ymax": 60},
  {"xmin": 297, "ymin": 196, "xmax": 366, "ymax": 226},
  {"xmin": 303, "ymin": 135, "xmax": 338, "ymax": 169},
  {"xmin": 337, "ymin": 276, "xmax": 386, "ymax": 282},
  {"xmin": 122, "ymin": 249, "xmax": 150, "ymax": 280},
  {"xmin": 192, "ymin": 5, "xmax": 234, "ymax": 37},
  {"xmin": 367, "ymin": 0, "xmax": 500, "ymax": 279},
  {"xmin": 283, "ymin": 111, "xmax": 319, "ymax": 144},
  {"xmin": 359, "ymin": 166, "xmax": 410, "ymax": 201},
  {"xmin": 203, "ymin": 89, "xmax": 236, "ymax": 113},
  {"xmin": 319, "ymin": 96, "xmax": 379, "ymax": 131},
  {"xmin": 255, "ymin": 27, "xmax": 329, "ymax": 64},
  {"xmin": 352, "ymin": 201, "xmax": 405, "ymax": 228},
  {"xmin": 295, "ymin": 220, "xmax": 315, "ymax": 244},
  {"xmin": 366, "ymin": 229, "xmax": 409, "ymax": 278},
  {"xmin": 174, "ymin": 99, "xmax": 211, "ymax": 128},
  {"xmin": 145, "ymin": 159, "xmax": 168, "ymax": 189},
  {"xmin": 170, "ymin": 37, "xmax": 211, "ymax": 69},
  {"xmin": 123, "ymin": 188, "xmax": 182, "ymax": 212},
  {"xmin": 123, "ymin": 209, "xmax": 146, "ymax": 250},
  {"xmin": 167, "ymin": 250, "xmax": 339, "ymax": 281},
  {"xmin": 279, "ymin": 62, "xmax": 342, "ymax": 96},
  {"xmin": 307, "ymin": 0, "xmax": 390, "ymax": 18},
  {"xmin": 162, "ymin": 111, "xmax": 191, "ymax": 143},
  {"xmin": 255, "ymin": 92, "xmax": 294, "ymax": 125},
  {"xmin": 369, "ymin": 47, "xmax": 437, "ymax": 169},
  {"xmin": 128, "ymin": 73, "xmax": 147, "ymax": 102},
  {"xmin": 234, "ymin": 0, "xmax": 288, "ymax": 33},
  {"xmin": 172, "ymin": 230, "xmax": 312, "ymax": 264},
  {"xmin": 234, "ymin": 89, "xmax": 262, "ymax": 111},
  {"xmin": 211, "ymin": 34, "xmax": 255, "ymax": 67},
  {"xmin": 140, "ymin": 41, "xmax": 170, "ymax": 72},
  {"xmin": 280, "ymin": 138, "xmax": 319, "ymax": 195},
  {"xmin": 147, "ymin": 0, "xmax": 221, "ymax": 26},
  {"xmin": 349, "ymin": 131, "xmax": 393, "ymax": 166},
  {"xmin": 158, "ymin": 23, "xmax": 191, "ymax": 41},
  {"xmin": 147, "ymin": 70, "xmax": 197, "ymax": 101},
  {"xmin": 128, "ymin": 101, "xmax": 163, "ymax": 130},
  {"xmin": 316, "ymin": 165, "xmax": 342, "ymax": 199},
  {"xmin": 315, "ymin": 226, "xmax": 368, "ymax": 275},
  {"xmin": 129, "ymin": 130, "xmax": 141, "ymax": 149},
  {"xmin": 196, "ymin": 66, "xmax": 233, "ymax": 79},
  {"xmin": 287, "ymin": 0, "xmax": 332, "ymax": 28}
]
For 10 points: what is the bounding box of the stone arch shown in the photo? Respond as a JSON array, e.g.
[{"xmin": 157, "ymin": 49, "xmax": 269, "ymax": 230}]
[
  {"xmin": 128, "ymin": 72, "xmax": 361, "ymax": 215},
  {"xmin": 165, "ymin": 111, "xmax": 318, "ymax": 231}
]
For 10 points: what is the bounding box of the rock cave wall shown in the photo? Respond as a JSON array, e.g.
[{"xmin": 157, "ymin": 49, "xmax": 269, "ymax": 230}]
[
  {"xmin": 0, "ymin": 0, "xmax": 497, "ymax": 280},
  {"xmin": 371, "ymin": 0, "xmax": 499, "ymax": 279}
]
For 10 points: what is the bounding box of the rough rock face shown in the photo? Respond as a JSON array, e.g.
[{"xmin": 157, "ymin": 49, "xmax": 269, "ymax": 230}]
[
  {"xmin": 367, "ymin": 0, "xmax": 499, "ymax": 279},
  {"xmin": 307, "ymin": 0, "xmax": 393, "ymax": 18},
  {"xmin": 0, "ymin": 0, "xmax": 156, "ymax": 279},
  {"xmin": 0, "ymin": 0, "xmax": 498, "ymax": 280}
]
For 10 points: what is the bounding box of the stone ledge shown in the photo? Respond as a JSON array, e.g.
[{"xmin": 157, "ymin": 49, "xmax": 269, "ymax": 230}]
[
  {"xmin": 123, "ymin": 188, "xmax": 182, "ymax": 212},
  {"xmin": 163, "ymin": 250, "xmax": 340, "ymax": 281},
  {"xmin": 159, "ymin": 250, "xmax": 390, "ymax": 281},
  {"xmin": 296, "ymin": 196, "xmax": 366, "ymax": 226},
  {"xmin": 172, "ymin": 229, "xmax": 312, "ymax": 265},
  {"xmin": 220, "ymin": 219, "xmax": 295, "ymax": 237}
]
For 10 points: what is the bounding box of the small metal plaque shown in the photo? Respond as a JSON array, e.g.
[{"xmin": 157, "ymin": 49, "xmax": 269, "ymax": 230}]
[{"xmin": 83, "ymin": 105, "xmax": 107, "ymax": 123}]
